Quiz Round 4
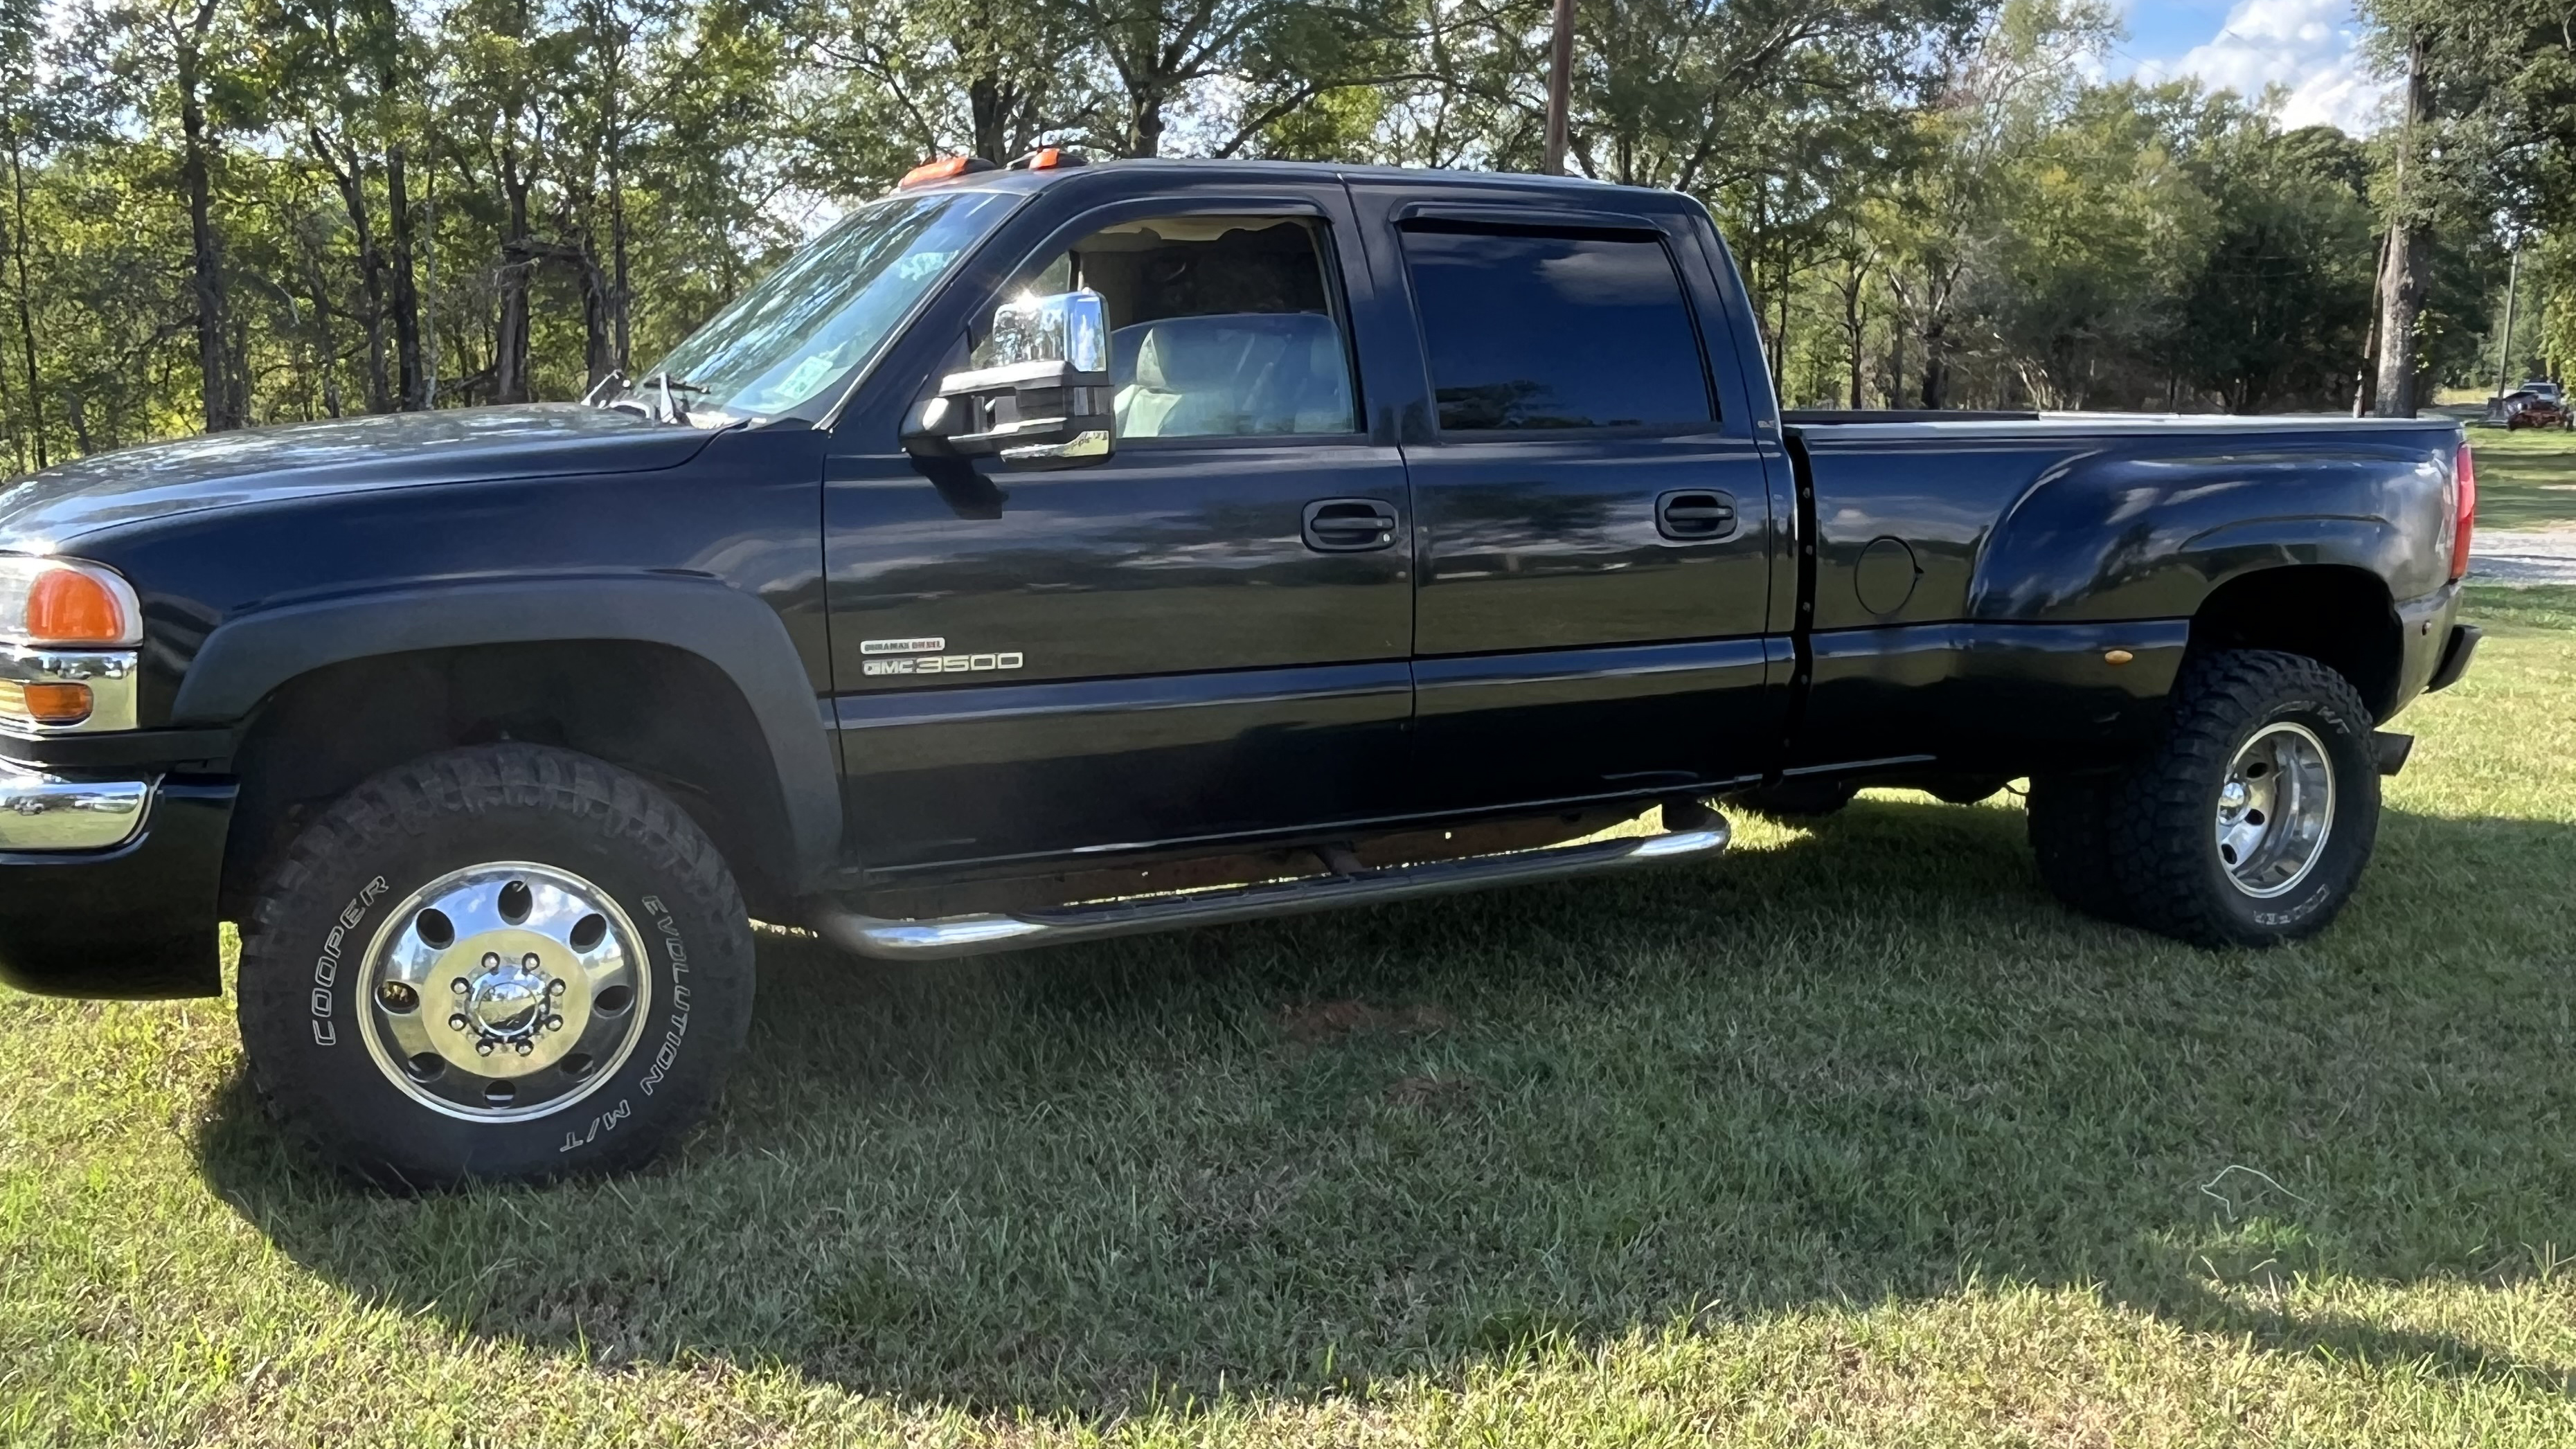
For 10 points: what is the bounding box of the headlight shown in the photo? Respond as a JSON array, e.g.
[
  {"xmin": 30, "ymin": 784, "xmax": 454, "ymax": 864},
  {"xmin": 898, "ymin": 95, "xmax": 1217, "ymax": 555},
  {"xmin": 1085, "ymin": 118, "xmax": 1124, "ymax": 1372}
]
[
  {"xmin": 0, "ymin": 556, "xmax": 142, "ymax": 648},
  {"xmin": 0, "ymin": 557, "xmax": 142, "ymax": 731}
]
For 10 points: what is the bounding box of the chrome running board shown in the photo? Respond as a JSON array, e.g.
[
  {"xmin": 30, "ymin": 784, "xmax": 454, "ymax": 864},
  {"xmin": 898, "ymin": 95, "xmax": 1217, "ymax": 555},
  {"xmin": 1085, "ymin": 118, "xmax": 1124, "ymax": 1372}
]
[{"xmin": 812, "ymin": 821, "xmax": 1730, "ymax": 960}]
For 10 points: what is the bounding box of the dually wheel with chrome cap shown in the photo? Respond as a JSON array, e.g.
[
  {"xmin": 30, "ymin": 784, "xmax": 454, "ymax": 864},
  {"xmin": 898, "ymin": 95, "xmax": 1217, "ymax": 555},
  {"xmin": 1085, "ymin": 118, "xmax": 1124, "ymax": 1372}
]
[
  {"xmin": 2094, "ymin": 649, "xmax": 2382, "ymax": 948},
  {"xmin": 237, "ymin": 744, "xmax": 754, "ymax": 1188},
  {"xmin": 359, "ymin": 861, "xmax": 652, "ymax": 1121}
]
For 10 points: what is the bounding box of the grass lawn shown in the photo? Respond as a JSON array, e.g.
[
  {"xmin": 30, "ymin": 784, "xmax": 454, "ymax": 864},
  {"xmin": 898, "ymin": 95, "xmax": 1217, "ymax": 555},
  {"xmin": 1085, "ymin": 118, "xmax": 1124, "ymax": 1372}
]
[
  {"xmin": 6, "ymin": 593, "xmax": 2576, "ymax": 1446},
  {"xmin": 2467, "ymin": 424, "xmax": 2576, "ymax": 531}
]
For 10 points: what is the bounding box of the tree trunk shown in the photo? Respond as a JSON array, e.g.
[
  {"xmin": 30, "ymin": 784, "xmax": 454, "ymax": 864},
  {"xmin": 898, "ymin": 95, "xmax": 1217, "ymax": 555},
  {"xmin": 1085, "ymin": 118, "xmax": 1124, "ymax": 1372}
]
[
  {"xmin": 2353, "ymin": 231, "xmax": 2388, "ymax": 417},
  {"xmin": 1840, "ymin": 266, "xmax": 1866, "ymax": 409},
  {"xmin": 306, "ymin": 259, "xmax": 342, "ymax": 417},
  {"xmin": 1130, "ymin": 88, "xmax": 1163, "ymax": 157},
  {"xmin": 607, "ymin": 152, "xmax": 630, "ymax": 376},
  {"xmin": 388, "ymin": 143, "xmax": 425, "ymax": 408},
  {"xmin": 1769, "ymin": 255, "xmax": 1789, "ymax": 397},
  {"xmin": 2372, "ymin": 33, "xmax": 2434, "ymax": 420},
  {"xmin": 321, "ymin": 134, "xmax": 393, "ymax": 413},
  {"xmin": 579, "ymin": 235, "xmax": 616, "ymax": 389},
  {"xmin": 494, "ymin": 145, "xmax": 533, "ymax": 404},
  {"xmin": 969, "ymin": 73, "xmax": 1014, "ymax": 162},
  {"xmin": 2372, "ymin": 224, "xmax": 2431, "ymax": 419},
  {"xmin": 178, "ymin": 0, "xmax": 242, "ymax": 432},
  {"xmin": 3, "ymin": 125, "xmax": 43, "ymax": 467}
]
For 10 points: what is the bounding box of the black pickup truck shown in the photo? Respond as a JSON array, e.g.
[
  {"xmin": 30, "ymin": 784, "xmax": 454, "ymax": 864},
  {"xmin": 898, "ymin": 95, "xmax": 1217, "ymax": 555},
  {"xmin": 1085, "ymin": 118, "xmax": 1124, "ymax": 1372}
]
[{"xmin": 0, "ymin": 158, "xmax": 2479, "ymax": 1185}]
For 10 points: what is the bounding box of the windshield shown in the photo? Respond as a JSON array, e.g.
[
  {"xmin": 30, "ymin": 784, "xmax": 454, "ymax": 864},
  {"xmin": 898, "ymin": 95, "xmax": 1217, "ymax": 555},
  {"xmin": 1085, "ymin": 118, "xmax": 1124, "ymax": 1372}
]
[{"xmin": 635, "ymin": 190, "xmax": 1017, "ymax": 424}]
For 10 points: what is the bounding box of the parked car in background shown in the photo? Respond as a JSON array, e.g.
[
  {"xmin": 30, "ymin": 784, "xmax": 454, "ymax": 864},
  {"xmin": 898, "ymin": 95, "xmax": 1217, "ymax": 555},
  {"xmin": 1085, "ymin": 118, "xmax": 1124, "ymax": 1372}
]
[{"xmin": 2501, "ymin": 388, "xmax": 2573, "ymax": 429}]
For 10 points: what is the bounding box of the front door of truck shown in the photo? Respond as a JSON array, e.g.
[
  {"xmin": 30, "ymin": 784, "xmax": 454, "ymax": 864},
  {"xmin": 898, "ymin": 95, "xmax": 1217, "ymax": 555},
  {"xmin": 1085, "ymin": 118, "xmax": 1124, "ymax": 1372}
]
[
  {"xmin": 823, "ymin": 183, "xmax": 1415, "ymax": 874},
  {"xmin": 1346, "ymin": 183, "xmax": 1786, "ymax": 812}
]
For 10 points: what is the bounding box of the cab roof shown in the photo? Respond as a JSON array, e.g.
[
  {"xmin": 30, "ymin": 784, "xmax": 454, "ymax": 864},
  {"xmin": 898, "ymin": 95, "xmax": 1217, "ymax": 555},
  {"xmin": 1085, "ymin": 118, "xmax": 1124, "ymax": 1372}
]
[{"xmin": 901, "ymin": 155, "xmax": 1681, "ymax": 207}]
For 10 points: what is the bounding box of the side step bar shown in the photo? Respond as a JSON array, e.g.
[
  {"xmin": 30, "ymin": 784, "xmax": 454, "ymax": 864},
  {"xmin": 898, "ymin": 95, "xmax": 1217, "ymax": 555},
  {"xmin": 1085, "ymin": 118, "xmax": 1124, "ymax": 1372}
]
[{"xmin": 812, "ymin": 820, "xmax": 1730, "ymax": 961}]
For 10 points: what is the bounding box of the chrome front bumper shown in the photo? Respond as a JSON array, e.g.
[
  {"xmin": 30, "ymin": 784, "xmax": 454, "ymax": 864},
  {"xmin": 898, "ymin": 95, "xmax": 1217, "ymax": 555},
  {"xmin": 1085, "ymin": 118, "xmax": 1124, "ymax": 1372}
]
[
  {"xmin": 0, "ymin": 646, "xmax": 139, "ymax": 734},
  {"xmin": 0, "ymin": 761, "xmax": 150, "ymax": 851}
]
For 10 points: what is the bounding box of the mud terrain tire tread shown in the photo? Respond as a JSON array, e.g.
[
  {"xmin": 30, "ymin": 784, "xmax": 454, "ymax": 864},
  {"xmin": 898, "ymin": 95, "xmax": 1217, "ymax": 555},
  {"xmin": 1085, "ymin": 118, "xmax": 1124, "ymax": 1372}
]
[{"xmin": 236, "ymin": 744, "xmax": 753, "ymax": 1187}]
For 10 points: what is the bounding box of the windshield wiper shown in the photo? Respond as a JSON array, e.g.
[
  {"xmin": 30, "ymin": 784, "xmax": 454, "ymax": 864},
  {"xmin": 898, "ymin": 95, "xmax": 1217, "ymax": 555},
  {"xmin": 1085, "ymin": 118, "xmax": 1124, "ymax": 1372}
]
[
  {"xmin": 593, "ymin": 368, "xmax": 711, "ymax": 424},
  {"xmin": 643, "ymin": 370, "xmax": 710, "ymax": 423}
]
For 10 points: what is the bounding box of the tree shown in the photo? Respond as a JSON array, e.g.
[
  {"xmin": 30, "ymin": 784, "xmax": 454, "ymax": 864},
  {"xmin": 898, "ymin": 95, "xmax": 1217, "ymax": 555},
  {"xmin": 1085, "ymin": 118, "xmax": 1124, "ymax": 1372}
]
[
  {"xmin": 2174, "ymin": 118, "xmax": 2378, "ymax": 412},
  {"xmin": 78, "ymin": 0, "xmax": 256, "ymax": 429}
]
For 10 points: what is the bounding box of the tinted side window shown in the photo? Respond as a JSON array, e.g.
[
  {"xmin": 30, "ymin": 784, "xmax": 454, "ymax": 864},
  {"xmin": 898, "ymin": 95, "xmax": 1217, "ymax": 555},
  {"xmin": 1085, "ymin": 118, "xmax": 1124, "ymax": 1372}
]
[{"xmin": 1401, "ymin": 227, "xmax": 1712, "ymax": 432}]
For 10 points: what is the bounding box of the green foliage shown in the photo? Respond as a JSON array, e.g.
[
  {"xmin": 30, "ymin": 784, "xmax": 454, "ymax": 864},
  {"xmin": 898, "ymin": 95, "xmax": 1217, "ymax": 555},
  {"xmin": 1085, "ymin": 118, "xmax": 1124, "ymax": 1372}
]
[{"xmin": 0, "ymin": 0, "xmax": 2564, "ymax": 466}]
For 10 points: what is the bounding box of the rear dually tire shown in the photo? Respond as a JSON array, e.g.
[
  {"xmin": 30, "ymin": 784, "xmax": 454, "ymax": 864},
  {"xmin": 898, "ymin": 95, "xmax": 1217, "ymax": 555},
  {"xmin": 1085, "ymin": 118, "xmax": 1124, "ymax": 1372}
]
[{"xmin": 2100, "ymin": 649, "xmax": 2381, "ymax": 948}]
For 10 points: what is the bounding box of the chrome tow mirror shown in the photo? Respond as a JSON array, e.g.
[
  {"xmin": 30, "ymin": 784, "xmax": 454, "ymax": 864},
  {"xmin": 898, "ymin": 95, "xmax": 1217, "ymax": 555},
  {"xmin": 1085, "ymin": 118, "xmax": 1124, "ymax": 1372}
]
[{"xmin": 903, "ymin": 289, "xmax": 1112, "ymax": 466}]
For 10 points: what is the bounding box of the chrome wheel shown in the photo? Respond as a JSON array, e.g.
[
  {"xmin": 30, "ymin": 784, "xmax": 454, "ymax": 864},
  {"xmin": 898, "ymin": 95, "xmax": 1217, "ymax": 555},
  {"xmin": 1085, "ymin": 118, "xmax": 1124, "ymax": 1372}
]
[
  {"xmin": 356, "ymin": 861, "xmax": 651, "ymax": 1122},
  {"xmin": 2215, "ymin": 722, "xmax": 2336, "ymax": 899}
]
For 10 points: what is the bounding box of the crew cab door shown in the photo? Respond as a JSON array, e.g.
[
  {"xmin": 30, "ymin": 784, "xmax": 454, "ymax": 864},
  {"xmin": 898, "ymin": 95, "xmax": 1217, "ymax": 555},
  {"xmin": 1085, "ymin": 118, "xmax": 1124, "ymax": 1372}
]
[
  {"xmin": 1347, "ymin": 183, "xmax": 1786, "ymax": 811},
  {"xmin": 822, "ymin": 181, "xmax": 1413, "ymax": 873}
]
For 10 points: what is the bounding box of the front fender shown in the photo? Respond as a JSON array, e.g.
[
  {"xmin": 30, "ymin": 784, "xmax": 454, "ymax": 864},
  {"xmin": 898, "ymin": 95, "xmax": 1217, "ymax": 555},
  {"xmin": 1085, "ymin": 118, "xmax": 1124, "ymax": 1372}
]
[{"xmin": 170, "ymin": 577, "xmax": 842, "ymax": 889}]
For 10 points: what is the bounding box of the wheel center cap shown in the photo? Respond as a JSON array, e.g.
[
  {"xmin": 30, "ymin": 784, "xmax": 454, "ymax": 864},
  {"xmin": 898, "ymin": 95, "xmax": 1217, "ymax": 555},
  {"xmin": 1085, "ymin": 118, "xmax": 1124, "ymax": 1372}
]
[{"xmin": 466, "ymin": 957, "xmax": 553, "ymax": 1040}]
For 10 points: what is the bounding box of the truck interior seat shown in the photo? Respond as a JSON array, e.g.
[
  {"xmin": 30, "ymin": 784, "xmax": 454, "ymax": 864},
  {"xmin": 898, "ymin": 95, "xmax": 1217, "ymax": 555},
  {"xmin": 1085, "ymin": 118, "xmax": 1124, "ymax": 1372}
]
[{"xmin": 1111, "ymin": 313, "xmax": 1352, "ymax": 438}]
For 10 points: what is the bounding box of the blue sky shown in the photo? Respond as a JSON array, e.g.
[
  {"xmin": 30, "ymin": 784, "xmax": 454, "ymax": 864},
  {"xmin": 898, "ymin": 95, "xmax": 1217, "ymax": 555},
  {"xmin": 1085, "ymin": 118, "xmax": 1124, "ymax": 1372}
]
[{"xmin": 2111, "ymin": 0, "xmax": 2388, "ymax": 132}]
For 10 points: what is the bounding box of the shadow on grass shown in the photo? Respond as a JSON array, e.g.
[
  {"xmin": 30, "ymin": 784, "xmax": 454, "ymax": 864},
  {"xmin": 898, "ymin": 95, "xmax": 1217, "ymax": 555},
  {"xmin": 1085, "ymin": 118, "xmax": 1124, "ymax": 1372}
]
[{"xmin": 194, "ymin": 795, "xmax": 2576, "ymax": 1412}]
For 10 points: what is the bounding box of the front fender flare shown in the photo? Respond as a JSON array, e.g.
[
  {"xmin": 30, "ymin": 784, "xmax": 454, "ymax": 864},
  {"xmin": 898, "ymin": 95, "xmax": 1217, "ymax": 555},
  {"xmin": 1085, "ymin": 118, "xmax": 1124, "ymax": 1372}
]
[{"xmin": 171, "ymin": 577, "xmax": 841, "ymax": 890}]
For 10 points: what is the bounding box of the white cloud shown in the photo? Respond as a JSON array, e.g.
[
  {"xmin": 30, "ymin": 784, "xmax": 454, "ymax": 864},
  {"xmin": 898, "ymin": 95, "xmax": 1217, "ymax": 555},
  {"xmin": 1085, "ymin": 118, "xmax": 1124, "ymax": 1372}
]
[{"xmin": 2134, "ymin": 0, "xmax": 2392, "ymax": 134}]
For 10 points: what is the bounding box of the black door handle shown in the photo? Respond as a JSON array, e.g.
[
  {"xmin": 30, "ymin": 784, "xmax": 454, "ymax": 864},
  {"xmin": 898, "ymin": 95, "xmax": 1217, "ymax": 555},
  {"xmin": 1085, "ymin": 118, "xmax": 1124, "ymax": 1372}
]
[
  {"xmin": 1303, "ymin": 498, "xmax": 1399, "ymax": 552},
  {"xmin": 1656, "ymin": 489, "xmax": 1737, "ymax": 541}
]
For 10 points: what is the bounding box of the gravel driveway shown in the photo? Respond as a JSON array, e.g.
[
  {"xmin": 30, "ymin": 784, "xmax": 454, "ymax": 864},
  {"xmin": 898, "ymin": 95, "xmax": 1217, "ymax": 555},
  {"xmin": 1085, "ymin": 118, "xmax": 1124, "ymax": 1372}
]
[{"xmin": 2471, "ymin": 528, "xmax": 2576, "ymax": 585}]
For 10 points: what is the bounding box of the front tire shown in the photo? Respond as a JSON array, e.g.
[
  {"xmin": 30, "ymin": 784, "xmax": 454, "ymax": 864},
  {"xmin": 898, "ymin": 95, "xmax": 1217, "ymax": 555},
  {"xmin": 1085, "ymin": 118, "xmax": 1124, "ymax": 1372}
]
[
  {"xmin": 237, "ymin": 744, "xmax": 754, "ymax": 1187},
  {"xmin": 2102, "ymin": 650, "xmax": 2381, "ymax": 948}
]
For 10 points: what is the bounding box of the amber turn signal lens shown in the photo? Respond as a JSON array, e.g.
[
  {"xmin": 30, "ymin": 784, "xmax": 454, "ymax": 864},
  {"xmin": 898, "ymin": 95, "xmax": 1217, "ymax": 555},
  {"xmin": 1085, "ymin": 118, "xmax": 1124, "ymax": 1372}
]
[
  {"xmin": 19, "ymin": 682, "xmax": 91, "ymax": 723},
  {"xmin": 25, "ymin": 568, "xmax": 128, "ymax": 645},
  {"xmin": 0, "ymin": 680, "xmax": 92, "ymax": 725}
]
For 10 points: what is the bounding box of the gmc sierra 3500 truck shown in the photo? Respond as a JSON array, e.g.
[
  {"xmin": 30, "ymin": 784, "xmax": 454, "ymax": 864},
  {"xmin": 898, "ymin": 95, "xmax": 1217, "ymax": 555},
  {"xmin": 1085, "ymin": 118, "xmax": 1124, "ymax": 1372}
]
[{"xmin": 0, "ymin": 156, "xmax": 2480, "ymax": 1185}]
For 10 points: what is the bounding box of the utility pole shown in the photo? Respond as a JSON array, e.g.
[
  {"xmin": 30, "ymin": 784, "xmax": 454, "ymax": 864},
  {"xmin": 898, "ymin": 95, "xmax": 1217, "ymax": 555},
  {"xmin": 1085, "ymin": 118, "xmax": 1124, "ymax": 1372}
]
[
  {"xmin": 2494, "ymin": 242, "xmax": 2523, "ymax": 402},
  {"xmin": 1544, "ymin": 0, "xmax": 1573, "ymax": 174}
]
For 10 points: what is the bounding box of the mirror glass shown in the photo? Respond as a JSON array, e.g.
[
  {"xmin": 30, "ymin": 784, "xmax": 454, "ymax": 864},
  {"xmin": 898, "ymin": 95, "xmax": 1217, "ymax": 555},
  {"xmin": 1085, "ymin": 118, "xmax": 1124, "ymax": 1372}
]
[{"xmin": 976, "ymin": 289, "xmax": 1108, "ymax": 375}]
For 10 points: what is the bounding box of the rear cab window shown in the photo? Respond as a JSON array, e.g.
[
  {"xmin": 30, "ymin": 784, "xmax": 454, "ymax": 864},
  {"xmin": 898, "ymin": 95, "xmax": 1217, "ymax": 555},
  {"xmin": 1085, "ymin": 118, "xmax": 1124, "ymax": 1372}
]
[{"xmin": 1398, "ymin": 224, "xmax": 1715, "ymax": 433}]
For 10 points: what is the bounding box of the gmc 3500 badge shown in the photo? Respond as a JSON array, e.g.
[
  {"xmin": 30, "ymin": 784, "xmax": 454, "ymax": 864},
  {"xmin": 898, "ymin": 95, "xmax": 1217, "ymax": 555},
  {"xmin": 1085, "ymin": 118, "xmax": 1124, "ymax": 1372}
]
[{"xmin": 859, "ymin": 637, "xmax": 1025, "ymax": 677}]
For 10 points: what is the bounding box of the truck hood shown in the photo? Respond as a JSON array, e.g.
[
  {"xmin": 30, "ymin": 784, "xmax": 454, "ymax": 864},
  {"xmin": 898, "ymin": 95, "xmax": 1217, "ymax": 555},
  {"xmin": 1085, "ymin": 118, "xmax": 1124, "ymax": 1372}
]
[{"xmin": 0, "ymin": 404, "xmax": 712, "ymax": 548}]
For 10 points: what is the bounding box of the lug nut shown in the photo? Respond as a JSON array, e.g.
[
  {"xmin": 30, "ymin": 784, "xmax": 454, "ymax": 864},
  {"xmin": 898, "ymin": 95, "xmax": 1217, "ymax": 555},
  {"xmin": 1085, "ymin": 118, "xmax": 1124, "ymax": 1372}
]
[
  {"xmin": 524, "ymin": 953, "xmax": 541, "ymax": 969},
  {"xmin": 474, "ymin": 1040, "xmax": 495, "ymax": 1056},
  {"xmin": 448, "ymin": 1013, "xmax": 470, "ymax": 1032},
  {"xmin": 515, "ymin": 1041, "xmax": 533, "ymax": 1056},
  {"xmin": 546, "ymin": 979, "xmax": 566, "ymax": 997},
  {"xmin": 451, "ymin": 978, "xmax": 471, "ymax": 996},
  {"xmin": 543, "ymin": 1014, "xmax": 564, "ymax": 1033}
]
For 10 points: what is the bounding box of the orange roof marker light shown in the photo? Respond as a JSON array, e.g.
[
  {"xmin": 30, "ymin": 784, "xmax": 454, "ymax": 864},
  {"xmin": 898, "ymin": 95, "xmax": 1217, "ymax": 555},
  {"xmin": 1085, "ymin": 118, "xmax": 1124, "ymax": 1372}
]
[
  {"xmin": 897, "ymin": 155, "xmax": 997, "ymax": 189},
  {"xmin": 1008, "ymin": 147, "xmax": 1087, "ymax": 172}
]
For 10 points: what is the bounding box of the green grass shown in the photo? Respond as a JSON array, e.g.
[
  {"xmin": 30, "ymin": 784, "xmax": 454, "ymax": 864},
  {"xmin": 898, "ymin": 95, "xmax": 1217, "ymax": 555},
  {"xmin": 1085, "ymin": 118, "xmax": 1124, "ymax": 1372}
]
[
  {"xmin": 2467, "ymin": 425, "xmax": 2576, "ymax": 530},
  {"xmin": 7, "ymin": 590, "xmax": 2576, "ymax": 1446}
]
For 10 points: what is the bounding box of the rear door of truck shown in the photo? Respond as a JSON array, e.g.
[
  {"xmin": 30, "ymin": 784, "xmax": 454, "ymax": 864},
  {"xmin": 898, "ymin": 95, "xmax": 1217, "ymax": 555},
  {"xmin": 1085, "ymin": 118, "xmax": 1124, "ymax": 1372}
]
[{"xmin": 1344, "ymin": 179, "xmax": 1789, "ymax": 812}]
